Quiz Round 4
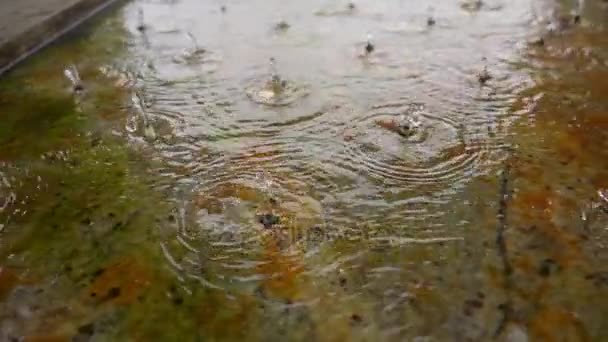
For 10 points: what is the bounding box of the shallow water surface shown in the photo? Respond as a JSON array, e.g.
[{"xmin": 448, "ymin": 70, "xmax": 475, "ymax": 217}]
[{"xmin": 1, "ymin": 0, "xmax": 608, "ymax": 340}]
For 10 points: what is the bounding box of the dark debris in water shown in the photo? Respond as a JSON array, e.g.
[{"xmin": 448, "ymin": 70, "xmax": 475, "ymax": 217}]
[
  {"xmin": 350, "ymin": 313, "xmax": 363, "ymax": 325},
  {"xmin": 106, "ymin": 286, "xmax": 121, "ymax": 300},
  {"xmin": 463, "ymin": 298, "xmax": 484, "ymax": 316},
  {"xmin": 585, "ymin": 272, "xmax": 608, "ymax": 287},
  {"xmin": 257, "ymin": 213, "xmax": 280, "ymax": 229},
  {"xmin": 76, "ymin": 323, "xmax": 95, "ymax": 339},
  {"xmin": 274, "ymin": 21, "xmax": 290, "ymax": 31},
  {"xmin": 538, "ymin": 258, "xmax": 558, "ymax": 277}
]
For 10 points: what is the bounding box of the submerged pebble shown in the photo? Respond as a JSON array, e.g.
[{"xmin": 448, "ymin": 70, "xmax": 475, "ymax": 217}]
[
  {"xmin": 477, "ymin": 66, "xmax": 492, "ymax": 85},
  {"xmin": 274, "ymin": 20, "xmax": 290, "ymax": 31},
  {"xmin": 538, "ymin": 258, "xmax": 557, "ymax": 277},
  {"xmin": 350, "ymin": 314, "xmax": 363, "ymax": 324},
  {"xmin": 257, "ymin": 213, "xmax": 280, "ymax": 228}
]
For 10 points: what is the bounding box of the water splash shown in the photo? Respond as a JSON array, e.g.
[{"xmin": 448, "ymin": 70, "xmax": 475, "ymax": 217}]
[
  {"xmin": 172, "ymin": 31, "xmax": 208, "ymax": 65},
  {"xmin": 131, "ymin": 91, "xmax": 157, "ymax": 141},
  {"xmin": 63, "ymin": 64, "xmax": 84, "ymax": 93},
  {"xmin": 245, "ymin": 58, "xmax": 309, "ymax": 106}
]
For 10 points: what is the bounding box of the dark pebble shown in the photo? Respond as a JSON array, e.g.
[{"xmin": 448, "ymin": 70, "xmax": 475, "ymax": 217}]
[
  {"xmin": 465, "ymin": 299, "xmax": 483, "ymax": 309},
  {"xmin": 92, "ymin": 268, "xmax": 105, "ymax": 278},
  {"xmin": 172, "ymin": 296, "xmax": 184, "ymax": 306},
  {"xmin": 108, "ymin": 212, "xmax": 116, "ymax": 218},
  {"xmin": 77, "ymin": 323, "xmax": 95, "ymax": 336},
  {"xmin": 339, "ymin": 277, "xmax": 347, "ymax": 287},
  {"xmin": 168, "ymin": 214, "xmax": 176, "ymax": 222},
  {"xmin": 112, "ymin": 222, "xmax": 124, "ymax": 231},
  {"xmin": 532, "ymin": 37, "xmax": 545, "ymax": 47},
  {"xmin": 81, "ymin": 218, "xmax": 92, "ymax": 226},
  {"xmin": 90, "ymin": 292, "xmax": 97, "ymax": 297},
  {"xmin": 91, "ymin": 137, "xmax": 102, "ymax": 147},
  {"xmin": 107, "ymin": 287, "xmax": 121, "ymax": 299},
  {"xmin": 257, "ymin": 213, "xmax": 280, "ymax": 229},
  {"xmin": 585, "ymin": 272, "xmax": 608, "ymax": 286},
  {"xmin": 350, "ymin": 314, "xmax": 363, "ymax": 324},
  {"xmin": 463, "ymin": 298, "xmax": 484, "ymax": 316},
  {"xmin": 538, "ymin": 258, "xmax": 556, "ymax": 277}
]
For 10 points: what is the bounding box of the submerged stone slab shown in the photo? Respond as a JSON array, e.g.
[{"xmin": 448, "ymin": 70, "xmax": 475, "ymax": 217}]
[{"xmin": 0, "ymin": 0, "xmax": 118, "ymax": 75}]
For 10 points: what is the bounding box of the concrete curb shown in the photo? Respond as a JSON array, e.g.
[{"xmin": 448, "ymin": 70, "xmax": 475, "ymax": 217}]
[{"xmin": 0, "ymin": 0, "xmax": 122, "ymax": 76}]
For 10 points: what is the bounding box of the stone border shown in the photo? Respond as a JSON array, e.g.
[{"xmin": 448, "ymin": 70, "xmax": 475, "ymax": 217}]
[{"xmin": 0, "ymin": 0, "xmax": 122, "ymax": 76}]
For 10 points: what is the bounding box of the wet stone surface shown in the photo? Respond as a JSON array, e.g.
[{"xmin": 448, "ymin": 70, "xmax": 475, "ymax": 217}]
[{"xmin": 1, "ymin": 0, "xmax": 608, "ymax": 341}]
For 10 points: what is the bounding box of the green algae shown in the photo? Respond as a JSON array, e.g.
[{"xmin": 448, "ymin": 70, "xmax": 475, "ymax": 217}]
[
  {"xmin": 0, "ymin": 6, "xmax": 189, "ymax": 340},
  {"xmin": 0, "ymin": 7, "xmax": 275, "ymax": 341}
]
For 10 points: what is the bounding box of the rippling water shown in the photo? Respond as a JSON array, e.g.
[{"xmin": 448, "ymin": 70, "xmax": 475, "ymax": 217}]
[
  {"xmin": 3, "ymin": 0, "xmax": 608, "ymax": 340},
  {"xmin": 120, "ymin": 0, "xmax": 532, "ymax": 288}
]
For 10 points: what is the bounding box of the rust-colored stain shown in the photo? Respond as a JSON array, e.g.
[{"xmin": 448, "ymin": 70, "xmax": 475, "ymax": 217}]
[
  {"xmin": 513, "ymin": 189, "xmax": 553, "ymax": 217},
  {"xmin": 240, "ymin": 148, "xmax": 284, "ymax": 160},
  {"xmin": 256, "ymin": 235, "xmax": 304, "ymax": 300},
  {"xmin": 512, "ymin": 190, "xmax": 582, "ymax": 266},
  {"xmin": 87, "ymin": 255, "xmax": 151, "ymax": 305},
  {"xmin": 23, "ymin": 335, "xmax": 69, "ymax": 342},
  {"xmin": 529, "ymin": 306, "xmax": 590, "ymax": 342},
  {"xmin": 374, "ymin": 118, "xmax": 404, "ymax": 135},
  {"xmin": 511, "ymin": 254, "xmax": 536, "ymax": 275},
  {"xmin": 194, "ymin": 182, "xmax": 262, "ymax": 213},
  {"xmin": 0, "ymin": 266, "xmax": 19, "ymax": 300},
  {"xmin": 194, "ymin": 194, "xmax": 223, "ymax": 214},
  {"xmin": 197, "ymin": 292, "xmax": 257, "ymax": 339},
  {"xmin": 440, "ymin": 143, "xmax": 467, "ymax": 160},
  {"xmin": 211, "ymin": 183, "xmax": 260, "ymax": 202}
]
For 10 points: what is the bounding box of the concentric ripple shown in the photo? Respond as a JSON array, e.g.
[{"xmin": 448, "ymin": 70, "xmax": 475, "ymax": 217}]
[
  {"xmin": 332, "ymin": 101, "xmax": 476, "ymax": 187},
  {"xmin": 117, "ymin": 0, "xmax": 534, "ymax": 294}
]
